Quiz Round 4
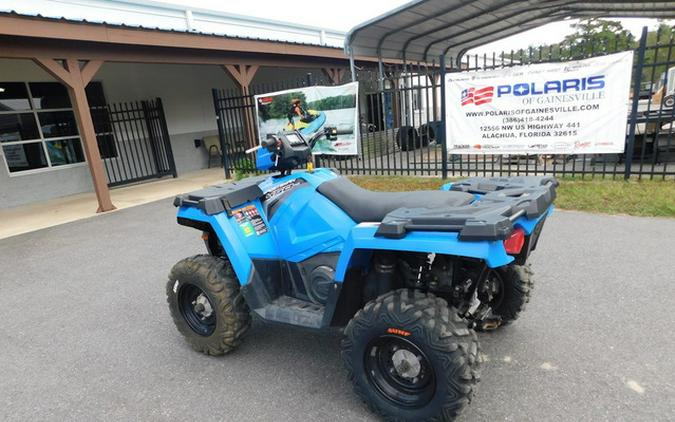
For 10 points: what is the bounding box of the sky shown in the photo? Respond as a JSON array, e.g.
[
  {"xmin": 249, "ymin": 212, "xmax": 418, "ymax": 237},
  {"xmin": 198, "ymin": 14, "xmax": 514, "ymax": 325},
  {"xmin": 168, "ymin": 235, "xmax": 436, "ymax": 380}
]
[{"xmin": 154, "ymin": 0, "xmax": 673, "ymax": 54}]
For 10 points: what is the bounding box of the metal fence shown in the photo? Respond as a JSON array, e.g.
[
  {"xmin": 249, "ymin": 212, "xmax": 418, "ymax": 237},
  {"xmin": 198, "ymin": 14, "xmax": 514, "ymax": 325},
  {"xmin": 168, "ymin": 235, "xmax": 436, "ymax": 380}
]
[
  {"xmin": 92, "ymin": 98, "xmax": 176, "ymax": 187},
  {"xmin": 212, "ymin": 74, "xmax": 332, "ymax": 178},
  {"xmin": 215, "ymin": 27, "xmax": 675, "ymax": 180}
]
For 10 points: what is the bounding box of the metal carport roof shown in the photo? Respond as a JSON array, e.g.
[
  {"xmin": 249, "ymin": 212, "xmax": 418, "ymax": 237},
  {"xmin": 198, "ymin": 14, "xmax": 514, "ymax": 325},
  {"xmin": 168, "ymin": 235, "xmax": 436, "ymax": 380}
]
[{"xmin": 345, "ymin": 0, "xmax": 675, "ymax": 63}]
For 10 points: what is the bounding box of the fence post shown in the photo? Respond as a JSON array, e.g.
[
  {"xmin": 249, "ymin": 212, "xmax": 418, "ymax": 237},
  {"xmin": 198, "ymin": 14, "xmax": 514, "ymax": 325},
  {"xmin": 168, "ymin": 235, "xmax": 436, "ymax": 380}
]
[
  {"xmin": 624, "ymin": 26, "xmax": 648, "ymax": 180},
  {"xmin": 154, "ymin": 98, "xmax": 177, "ymax": 178},
  {"xmin": 439, "ymin": 55, "xmax": 448, "ymax": 179},
  {"xmin": 212, "ymin": 88, "xmax": 231, "ymax": 179}
]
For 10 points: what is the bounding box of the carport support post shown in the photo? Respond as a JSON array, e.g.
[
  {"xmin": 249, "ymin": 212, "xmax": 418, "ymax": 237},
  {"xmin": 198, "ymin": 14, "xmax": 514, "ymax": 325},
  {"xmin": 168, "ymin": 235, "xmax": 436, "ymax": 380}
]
[
  {"xmin": 349, "ymin": 49, "xmax": 356, "ymax": 82},
  {"xmin": 378, "ymin": 58, "xmax": 387, "ymax": 131},
  {"xmin": 439, "ymin": 55, "xmax": 448, "ymax": 180},
  {"xmin": 432, "ymin": 74, "xmax": 440, "ymax": 121},
  {"xmin": 223, "ymin": 64, "xmax": 259, "ymax": 151},
  {"xmin": 33, "ymin": 57, "xmax": 115, "ymax": 212},
  {"xmin": 625, "ymin": 27, "xmax": 648, "ymax": 180}
]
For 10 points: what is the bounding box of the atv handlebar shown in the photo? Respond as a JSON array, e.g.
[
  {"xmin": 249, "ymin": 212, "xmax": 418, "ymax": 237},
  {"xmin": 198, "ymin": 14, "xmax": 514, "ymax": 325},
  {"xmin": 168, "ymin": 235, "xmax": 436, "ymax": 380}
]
[
  {"xmin": 246, "ymin": 127, "xmax": 338, "ymax": 155},
  {"xmin": 308, "ymin": 127, "xmax": 338, "ymax": 148},
  {"xmin": 245, "ymin": 137, "xmax": 277, "ymax": 155}
]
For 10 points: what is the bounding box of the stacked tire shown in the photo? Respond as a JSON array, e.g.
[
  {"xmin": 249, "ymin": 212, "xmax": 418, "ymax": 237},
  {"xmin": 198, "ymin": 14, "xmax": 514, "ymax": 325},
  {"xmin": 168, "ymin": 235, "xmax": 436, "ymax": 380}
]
[{"xmin": 396, "ymin": 126, "xmax": 420, "ymax": 151}]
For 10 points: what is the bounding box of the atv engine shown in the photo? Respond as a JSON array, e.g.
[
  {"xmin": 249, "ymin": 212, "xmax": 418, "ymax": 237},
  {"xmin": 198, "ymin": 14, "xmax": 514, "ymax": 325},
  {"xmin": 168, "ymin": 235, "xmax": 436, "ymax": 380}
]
[{"xmin": 397, "ymin": 253, "xmax": 484, "ymax": 314}]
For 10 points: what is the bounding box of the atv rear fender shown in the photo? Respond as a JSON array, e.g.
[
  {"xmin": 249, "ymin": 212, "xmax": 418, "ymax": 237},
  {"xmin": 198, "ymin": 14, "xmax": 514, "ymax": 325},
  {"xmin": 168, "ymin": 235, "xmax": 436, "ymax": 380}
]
[{"xmin": 333, "ymin": 206, "xmax": 551, "ymax": 282}]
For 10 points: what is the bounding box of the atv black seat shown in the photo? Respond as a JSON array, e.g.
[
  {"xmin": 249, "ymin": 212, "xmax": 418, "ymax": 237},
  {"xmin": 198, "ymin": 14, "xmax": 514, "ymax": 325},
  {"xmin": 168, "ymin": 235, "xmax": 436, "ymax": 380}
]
[{"xmin": 317, "ymin": 177, "xmax": 474, "ymax": 223}]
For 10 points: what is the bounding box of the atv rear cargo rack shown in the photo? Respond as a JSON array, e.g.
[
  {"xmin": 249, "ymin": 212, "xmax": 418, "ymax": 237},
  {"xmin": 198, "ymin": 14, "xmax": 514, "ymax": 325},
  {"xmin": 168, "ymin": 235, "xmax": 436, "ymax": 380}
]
[{"xmin": 375, "ymin": 176, "xmax": 557, "ymax": 241}]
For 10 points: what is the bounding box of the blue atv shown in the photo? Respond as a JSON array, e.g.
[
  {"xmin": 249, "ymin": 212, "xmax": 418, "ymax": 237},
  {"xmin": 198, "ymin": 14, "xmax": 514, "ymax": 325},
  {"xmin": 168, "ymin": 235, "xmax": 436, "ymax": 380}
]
[{"xmin": 167, "ymin": 129, "xmax": 556, "ymax": 421}]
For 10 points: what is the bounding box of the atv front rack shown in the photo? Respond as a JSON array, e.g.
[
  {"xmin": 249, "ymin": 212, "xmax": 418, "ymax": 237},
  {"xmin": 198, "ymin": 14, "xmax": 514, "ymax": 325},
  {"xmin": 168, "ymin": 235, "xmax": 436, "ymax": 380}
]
[
  {"xmin": 173, "ymin": 175, "xmax": 268, "ymax": 216},
  {"xmin": 375, "ymin": 176, "xmax": 557, "ymax": 241}
]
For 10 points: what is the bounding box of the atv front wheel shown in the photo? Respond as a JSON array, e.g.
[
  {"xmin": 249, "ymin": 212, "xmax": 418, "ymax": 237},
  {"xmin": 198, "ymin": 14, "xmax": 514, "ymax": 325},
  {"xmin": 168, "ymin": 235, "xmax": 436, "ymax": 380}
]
[
  {"xmin": 166, "ymin": 255, "xmax": 250, "ymax": 355},
  {"xmin": 342, "ymin": 289, "xmax": 479, "ymax": 421},
  {"xmin": 474, "ymin": 264, "xmax": 533, "ymax": 330}
]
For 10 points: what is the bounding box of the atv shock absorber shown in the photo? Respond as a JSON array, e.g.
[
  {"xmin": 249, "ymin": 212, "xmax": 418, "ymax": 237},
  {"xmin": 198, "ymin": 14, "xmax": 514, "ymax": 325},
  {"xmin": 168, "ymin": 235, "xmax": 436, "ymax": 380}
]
[{"xmin": 364, "ymin": 253, "xmax": 398, "ymax": 302}]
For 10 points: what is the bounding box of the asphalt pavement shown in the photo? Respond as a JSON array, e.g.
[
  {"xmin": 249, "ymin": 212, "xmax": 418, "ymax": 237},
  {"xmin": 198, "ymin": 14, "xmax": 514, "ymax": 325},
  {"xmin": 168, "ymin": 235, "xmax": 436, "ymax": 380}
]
[{"xmin": 1, "ymin": 199, "xmax": 674, "ymax": 421}]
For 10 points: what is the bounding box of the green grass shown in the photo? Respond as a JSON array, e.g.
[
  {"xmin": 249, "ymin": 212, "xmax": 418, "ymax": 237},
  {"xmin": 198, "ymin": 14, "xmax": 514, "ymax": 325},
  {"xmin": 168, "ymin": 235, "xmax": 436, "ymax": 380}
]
[{"xmin": 349, "ymin": 176, "xmax": 675, "ymax": 218}]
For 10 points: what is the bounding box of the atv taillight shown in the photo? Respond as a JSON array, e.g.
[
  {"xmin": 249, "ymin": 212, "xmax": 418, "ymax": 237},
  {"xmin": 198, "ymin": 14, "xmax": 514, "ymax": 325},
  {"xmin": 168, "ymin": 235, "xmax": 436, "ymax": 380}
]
[{"xmin": 503, "ymin": 228, "xmax": 525, "ymax": 255}]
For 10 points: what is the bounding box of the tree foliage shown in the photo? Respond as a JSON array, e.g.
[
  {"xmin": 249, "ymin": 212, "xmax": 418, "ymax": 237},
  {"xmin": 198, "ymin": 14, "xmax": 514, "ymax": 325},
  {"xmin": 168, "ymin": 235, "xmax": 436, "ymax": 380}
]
[
  {"xmin": 504, "ymin": 18, "xmax": 637, "ymax": 64},
  {"xmin": 642, "ymin": 22, "xmax": 675, "ymax": 85},
  {"xmin": 501, "ymin": 19, "xmax": 675, "ymax": 85},
  {"xmin": 562, "ymin": 18, "xmax": 636, "ymax": 54},
  {"xmin": 306, "ymin": 94, "xmax": 356, "ymax": 111},
  {"xmin": 257, "ymin": 91, "xmax": 306, "ymax": 121},
  {"xmin": 257, "ymin": 92, "xmax": 356, "ymax": 121}
]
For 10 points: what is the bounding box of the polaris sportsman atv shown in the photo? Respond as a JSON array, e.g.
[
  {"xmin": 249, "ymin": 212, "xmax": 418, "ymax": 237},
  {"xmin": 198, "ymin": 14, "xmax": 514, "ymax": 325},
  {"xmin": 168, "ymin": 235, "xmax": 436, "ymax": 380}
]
[{"xmin": 167, "ymin": 128, "xmax": 556, "ymax": 421}]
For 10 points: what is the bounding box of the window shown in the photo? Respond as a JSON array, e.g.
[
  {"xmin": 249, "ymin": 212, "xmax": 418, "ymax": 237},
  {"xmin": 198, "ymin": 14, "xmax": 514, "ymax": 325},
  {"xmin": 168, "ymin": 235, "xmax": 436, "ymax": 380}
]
[{"xmin": 0, "ymin": 81, "xmax": 110, "ymax": 173}]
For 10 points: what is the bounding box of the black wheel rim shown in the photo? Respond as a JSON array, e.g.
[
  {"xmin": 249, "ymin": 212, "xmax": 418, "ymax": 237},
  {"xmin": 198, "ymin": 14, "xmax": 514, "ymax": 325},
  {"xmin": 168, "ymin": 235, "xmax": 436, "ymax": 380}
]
[
  {"xmin": 364, "ymin": 335, "xmax": 436, "ymax": 408},
  {"xmin": 178, "ymin": 284, "xmax": 216, "ymax": 336}
]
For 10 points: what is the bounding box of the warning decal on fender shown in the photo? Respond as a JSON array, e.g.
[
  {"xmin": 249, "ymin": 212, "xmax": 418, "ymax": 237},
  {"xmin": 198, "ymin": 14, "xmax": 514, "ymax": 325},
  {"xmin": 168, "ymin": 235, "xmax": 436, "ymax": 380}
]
[{"xmin": 232, "ymin": 205, "xmax": 268, "ymax": 237}]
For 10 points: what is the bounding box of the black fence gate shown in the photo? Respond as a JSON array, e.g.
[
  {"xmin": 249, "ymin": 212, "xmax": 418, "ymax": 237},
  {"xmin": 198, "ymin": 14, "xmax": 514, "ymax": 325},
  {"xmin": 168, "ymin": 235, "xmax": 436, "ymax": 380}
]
[
  {"xmin": 214, "ymin": 27, "xmax": 675, "ymax": 180},
  {"xmin": 92, "ymin": 98, "xmax": 177, "ymax": 187}
]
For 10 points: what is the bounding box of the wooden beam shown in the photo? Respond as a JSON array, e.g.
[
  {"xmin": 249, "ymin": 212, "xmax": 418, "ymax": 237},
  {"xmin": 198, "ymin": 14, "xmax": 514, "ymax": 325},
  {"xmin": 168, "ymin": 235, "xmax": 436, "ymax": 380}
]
[
  {"xmin": 80, "ymin": 59, "xmax": 104, "ymax": 85},
  {"xmin": 222, "ymin": 64, "xmax": 261, "ymax": 150},
  {"xmin": 3, "ymin": 37, "xmax": 385, "ymax": 70},
  {"xmin": 337, "ymin": 68, "xmax": 345, "ymax": 84},
  {"xmin": 322, "ymin": 68, "xmax": 335, "ymax": 84},
  {"xmin": 0, "ymin": 14, "xmax": 350, "ymax": 60},
  {"xmin": 223, "ymin": 64, "xmax": 259, "ymax": 88},
  {"xmin": 33, "ymin": 57, "xmax": 74, "ymax": 87},
  {"xmin": 32, "ymin": 56, "xmax": 115, "ymax": 212},
  {"xmin": 63, "ymin": 58, "xmax": 115, "ymax": 212},
  {"xmin": 223, "ymin": 64, "xmax": 244, "ymax": 86},
  {"xmin": 241, "ymin": 64, "xmax": 259, "ymax": 87},
  {"xmin": 322, "ymin": 67, "xmax": 346, "ymax": 85},
  {"xmin": 0, "ymin": 15, "xmax": 409, "ymax": 66}
]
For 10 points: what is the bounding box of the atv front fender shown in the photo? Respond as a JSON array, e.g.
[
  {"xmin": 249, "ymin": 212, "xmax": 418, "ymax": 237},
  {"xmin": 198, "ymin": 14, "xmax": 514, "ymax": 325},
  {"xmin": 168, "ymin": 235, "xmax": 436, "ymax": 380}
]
[
  {"xmin": 334, "ymin": 223, "xmax": 513, "ymax": 282},
  {"xmin": 176, "ymin": 206, "xmax": 255, "ymax": 285}
]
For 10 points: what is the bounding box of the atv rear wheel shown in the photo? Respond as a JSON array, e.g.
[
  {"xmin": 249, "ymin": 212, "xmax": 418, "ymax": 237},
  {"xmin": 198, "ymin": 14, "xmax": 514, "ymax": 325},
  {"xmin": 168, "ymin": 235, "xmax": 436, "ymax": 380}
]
[
  {"xmin": 167, "ymin": 255, "xmax": 251, "ymax": 355},
  {"xmin": 342, "ymin": 289, "xmax": 479, "ymax": 421},
  {"xmin": 474, "ymin": 264, "xmax": 533, "ymax": 331}
]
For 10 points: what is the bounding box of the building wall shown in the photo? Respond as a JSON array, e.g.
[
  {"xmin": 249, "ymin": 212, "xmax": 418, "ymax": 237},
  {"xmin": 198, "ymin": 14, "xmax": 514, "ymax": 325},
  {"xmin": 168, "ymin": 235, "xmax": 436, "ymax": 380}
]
[
  {"xmin": 97, "ymin": 62, "xmax": 234, "ymax": 176},
  {"xmin": 0, "ymin": 59, "xmax": 94, "ymax": 208},
  {"xmin": 0, "ymin": 59, "xmax": 322, "ymax": 208}
]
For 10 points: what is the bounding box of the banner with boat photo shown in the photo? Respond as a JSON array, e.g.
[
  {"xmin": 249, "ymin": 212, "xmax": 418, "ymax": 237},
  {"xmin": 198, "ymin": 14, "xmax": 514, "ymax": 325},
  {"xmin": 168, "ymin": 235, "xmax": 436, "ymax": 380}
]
[{"xmin": 254, "ymin": 82, "xmax": 359, "ymax": 155}]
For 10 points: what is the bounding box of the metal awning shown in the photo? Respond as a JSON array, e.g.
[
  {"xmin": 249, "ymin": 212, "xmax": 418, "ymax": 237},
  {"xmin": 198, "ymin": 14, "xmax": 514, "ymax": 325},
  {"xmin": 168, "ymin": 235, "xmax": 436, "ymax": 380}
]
[{"xmin": 345, "ymin": 0, "xmax": 675, "ymax": 63}]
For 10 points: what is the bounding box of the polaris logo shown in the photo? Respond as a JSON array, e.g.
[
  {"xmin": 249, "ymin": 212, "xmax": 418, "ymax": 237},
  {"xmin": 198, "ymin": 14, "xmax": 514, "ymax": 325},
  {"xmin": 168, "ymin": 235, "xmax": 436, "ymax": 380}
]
[{"xmin": 496, "ymin": 75, "xmax": 605, "ymax": 97}]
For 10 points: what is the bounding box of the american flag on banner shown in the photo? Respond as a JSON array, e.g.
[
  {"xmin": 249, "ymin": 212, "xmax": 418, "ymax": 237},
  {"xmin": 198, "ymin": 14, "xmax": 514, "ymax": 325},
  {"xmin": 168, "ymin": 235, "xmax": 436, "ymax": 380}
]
[{"xmin": 461, "ymin": 86, "xmax": 494, "ymax": 106}]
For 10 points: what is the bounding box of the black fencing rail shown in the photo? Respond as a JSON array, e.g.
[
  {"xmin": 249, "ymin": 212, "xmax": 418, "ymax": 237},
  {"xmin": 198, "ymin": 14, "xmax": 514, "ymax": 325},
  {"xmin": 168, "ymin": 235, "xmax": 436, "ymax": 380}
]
[
  {"xmin": 318, "ymin": 61, "xmax": 446, "ymax": 177},
  {"xmin": 92, "ymin": 98, "xmax": 176, "ymax": 187},
  {"xmin": 214, "ymin": 28, "xmax": 675, "ymax": 180}
]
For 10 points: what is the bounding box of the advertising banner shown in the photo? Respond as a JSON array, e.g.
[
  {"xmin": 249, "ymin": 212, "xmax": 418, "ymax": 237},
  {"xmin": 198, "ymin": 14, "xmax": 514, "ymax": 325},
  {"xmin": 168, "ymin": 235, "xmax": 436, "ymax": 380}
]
[
  {"xmin": 445, "ymin": 51, "xmax": 634, "ymax": 154},
  {"xmin": 254, "ymin": 82, "xmax": 359, "ymax": 155}
]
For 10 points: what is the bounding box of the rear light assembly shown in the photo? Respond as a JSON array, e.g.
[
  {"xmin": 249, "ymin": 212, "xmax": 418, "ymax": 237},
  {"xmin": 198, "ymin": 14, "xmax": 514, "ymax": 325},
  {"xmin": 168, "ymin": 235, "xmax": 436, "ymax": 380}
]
[{"xmin": 503, "ymin": 227, "xmax": 525, "ymax": 255}]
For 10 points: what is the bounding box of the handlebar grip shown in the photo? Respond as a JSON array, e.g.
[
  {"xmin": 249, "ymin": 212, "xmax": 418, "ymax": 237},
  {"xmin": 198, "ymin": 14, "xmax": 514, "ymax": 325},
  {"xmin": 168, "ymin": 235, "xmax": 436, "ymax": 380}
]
[{"xmin": 245, "ymin": 145, "xmax": 261, "ymax": 154}]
